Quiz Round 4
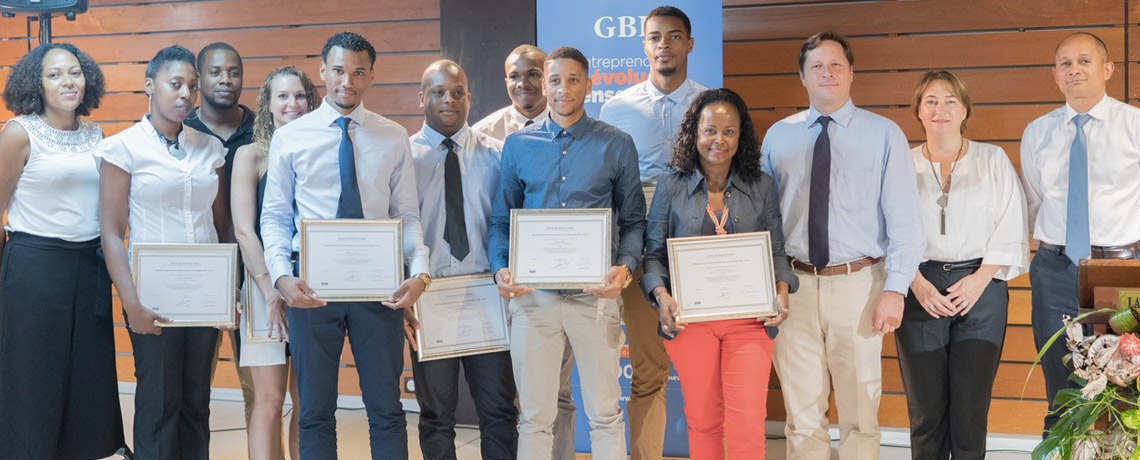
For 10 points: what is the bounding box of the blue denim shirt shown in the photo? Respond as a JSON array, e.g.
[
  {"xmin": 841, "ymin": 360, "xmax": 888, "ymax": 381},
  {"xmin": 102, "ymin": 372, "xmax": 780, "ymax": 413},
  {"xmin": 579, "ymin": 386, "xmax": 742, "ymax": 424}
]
[
  {"xmin": 641, "ymin": 168, "xmax": 799, "ymax": 305},
  {"xmin": 489, "ymin": 115, "xmax": 646, "ymax": 275}
]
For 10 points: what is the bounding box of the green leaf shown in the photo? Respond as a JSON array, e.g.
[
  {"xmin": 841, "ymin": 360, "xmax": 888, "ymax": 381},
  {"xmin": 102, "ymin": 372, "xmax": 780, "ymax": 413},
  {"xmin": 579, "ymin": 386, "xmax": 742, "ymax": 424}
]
[
  {"xmin": 1033, "ymin": 435, "xmax": 1066, "ymax": 460},
  {"xmin": 1055, "ymin": 388, "xmax": 1085, "ymax": 407},
  {"xmin": 1124, "ymin": 410, "xmax": 1140, "ymax": 430}
]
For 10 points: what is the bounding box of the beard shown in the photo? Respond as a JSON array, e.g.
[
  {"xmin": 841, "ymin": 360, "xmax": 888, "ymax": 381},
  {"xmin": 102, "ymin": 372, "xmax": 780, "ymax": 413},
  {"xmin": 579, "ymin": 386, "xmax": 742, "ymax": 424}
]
[
  {"xmin": 202, "ymin": 92, "xmax": 238, "ymax": 111},
  {"xmin": 656, "ymin": 65, "xmax": 678, "ymax": 77}
]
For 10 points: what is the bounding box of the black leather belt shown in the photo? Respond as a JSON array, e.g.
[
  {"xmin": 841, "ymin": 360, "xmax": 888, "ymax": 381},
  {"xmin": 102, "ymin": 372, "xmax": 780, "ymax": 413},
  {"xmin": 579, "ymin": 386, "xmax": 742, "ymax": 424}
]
[
  {"xmin": 1038, "ymin": 241, "xmax": 1140, "ymax": 260},
  {"xmin": 920, "ymin": 258, "xmax": 983, "ymax": 272}
]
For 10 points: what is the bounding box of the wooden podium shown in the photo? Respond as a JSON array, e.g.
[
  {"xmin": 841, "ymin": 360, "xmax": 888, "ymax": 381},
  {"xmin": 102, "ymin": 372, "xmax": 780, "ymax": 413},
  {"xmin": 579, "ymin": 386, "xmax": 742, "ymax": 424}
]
[{"xmin": 1077, "ymin": 259, "xmax": 1140, "ymax": 330}]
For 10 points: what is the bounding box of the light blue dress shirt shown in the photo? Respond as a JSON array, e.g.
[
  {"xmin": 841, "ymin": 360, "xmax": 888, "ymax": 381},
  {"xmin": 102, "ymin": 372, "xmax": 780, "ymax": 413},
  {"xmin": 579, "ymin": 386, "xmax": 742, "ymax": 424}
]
[
  {"xmin": 760, "ymin": 99, "xmax": 925, "ymax": 294},
  {"xmin": 260, "ymin": 101, "xmax": 430, "ymax": 285},
  {"xmin": 489, "ymin": 115, "xmax": 646, "ymax": 275},
  {"xmin": 599, "ymin": 79, "xmax": 706, "ymax": 181},
  {"xmin": 410, "ymin": 123, "xmax": 502, "ymax": 279}
]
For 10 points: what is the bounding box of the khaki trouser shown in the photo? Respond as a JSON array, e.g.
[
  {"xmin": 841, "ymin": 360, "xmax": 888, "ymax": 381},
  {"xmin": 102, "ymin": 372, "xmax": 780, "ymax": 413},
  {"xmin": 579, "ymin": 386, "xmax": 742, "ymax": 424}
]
[
  {"xmin": 773, "ymin": 263, "xmax": 886, "ymax": 460},
  {"xmin": 622, "ymin": 271, "xmax": 667, "ymax": 460},
  {"xmin": 510, "ymin": 291, "xmax": 627, "ymax": 460}
]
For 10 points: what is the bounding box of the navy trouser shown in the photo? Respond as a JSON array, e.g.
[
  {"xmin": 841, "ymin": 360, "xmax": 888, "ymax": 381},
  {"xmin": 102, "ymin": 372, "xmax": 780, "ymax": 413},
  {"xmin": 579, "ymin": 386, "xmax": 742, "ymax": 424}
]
[{"xmin": 288, "ymin": 302, "xmax": 408, "ymax": 460}]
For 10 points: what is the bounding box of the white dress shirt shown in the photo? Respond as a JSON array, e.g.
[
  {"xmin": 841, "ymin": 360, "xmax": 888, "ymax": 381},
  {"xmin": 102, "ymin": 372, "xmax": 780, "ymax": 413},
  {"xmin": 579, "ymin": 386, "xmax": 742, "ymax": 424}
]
[
  {"xmin": 5, "ymin": 114, "xmax": 103, "ymax": 242},
  {"xmin": 912, "ymin": 141, "xmax": 1030, "ymax": 280},
  {"xmin": 260, "ymin": 100, "xmax": 429, "ymax": 285},
  {"xmin": 471, "ymin": 104, "xmax": 550, "ymax": 142},
  {"xmin": 410, "ymin": 123, "xmax": 502, "ymax": 278},
  {"xmin": 600, "ymin": 78, "xmax": 706, "ymax": 181},
  {"xmin": 1020, "ymin": 95, "xmax": 1140, "ymax": 247},
  {"xmin": 95, "ymin": 117, "xmax": 225, "ymax": 250}
]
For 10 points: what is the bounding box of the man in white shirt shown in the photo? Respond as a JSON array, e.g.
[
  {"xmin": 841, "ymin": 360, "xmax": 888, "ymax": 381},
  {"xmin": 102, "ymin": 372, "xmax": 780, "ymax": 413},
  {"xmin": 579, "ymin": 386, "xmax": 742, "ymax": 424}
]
[
  {"xmin": 260, "ymin": 32, "xmax": 431, "ymax": 460},
  {"xmin": 408, "ymin": 59, "xmax": 518, "ymax": 460},
  {"xmin": 597, "ymin": 7, "xmax": 705, "ymax": 459},
  {"xmin": 1021, "ymin": 32, "xmax": 1140, "ymax": 432},
  {"xmin": 473, "ymin": 44, "xmax": 578, "ymax": 460},
  {"xmin": 472, "ymin": 45, "xmax": 551, "ymax": 140}
]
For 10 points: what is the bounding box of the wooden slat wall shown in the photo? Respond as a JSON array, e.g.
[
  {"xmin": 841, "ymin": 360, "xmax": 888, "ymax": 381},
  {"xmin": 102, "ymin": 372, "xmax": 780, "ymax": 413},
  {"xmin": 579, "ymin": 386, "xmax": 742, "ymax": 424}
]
[
  {"xmin": 727, "ymin": 0, "xmax": 1135, "ymax": 436},
  {"xmin": 0, "ymin": 0, "xmax": 441, "ymax": 399}
]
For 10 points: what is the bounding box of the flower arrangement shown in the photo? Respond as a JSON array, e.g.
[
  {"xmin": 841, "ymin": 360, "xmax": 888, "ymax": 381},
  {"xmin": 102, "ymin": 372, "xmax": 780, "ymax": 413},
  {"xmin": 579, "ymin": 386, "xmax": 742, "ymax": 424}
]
[{"xmin": 1033, "ymin": 315, "xmax": 1140, "ymax": 460}]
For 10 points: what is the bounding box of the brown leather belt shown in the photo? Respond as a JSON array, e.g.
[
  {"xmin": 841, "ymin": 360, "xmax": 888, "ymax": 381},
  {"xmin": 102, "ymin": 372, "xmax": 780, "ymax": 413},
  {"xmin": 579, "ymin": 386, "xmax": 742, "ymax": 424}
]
[
  {"xmin": 790, "ymin": 256, "xmax": 884, "ymax": 276},
  {"xmin": 1038, "ymin": 241, "xmax": 1140, "ymax": 260}
]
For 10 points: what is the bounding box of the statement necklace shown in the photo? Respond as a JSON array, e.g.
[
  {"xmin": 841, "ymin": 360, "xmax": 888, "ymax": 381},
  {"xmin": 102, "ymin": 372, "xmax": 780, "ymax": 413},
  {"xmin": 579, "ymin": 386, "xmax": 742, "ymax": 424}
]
[{"xmin": 923, "ymin": 139, "xmax": 967, "ymax": 235}]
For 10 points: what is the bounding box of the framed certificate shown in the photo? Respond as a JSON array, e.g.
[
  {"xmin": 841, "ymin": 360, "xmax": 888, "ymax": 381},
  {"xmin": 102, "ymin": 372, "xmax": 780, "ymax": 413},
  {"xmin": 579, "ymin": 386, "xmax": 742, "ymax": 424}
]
[
  {"xmin": 299, "ymin": 219, "xmax": 403, "ymax": 301},
  {"xmin": 242, "ymin": 272, "xmax": 275, "ymax": 343},
  {"xmin": 131, "ymin": 243, "xmax": 238, "ymax": 327},
  {"xmin": 509, "ymin": 208, "xmax": 612, "ymax": 289},
  {"xmin": 414, "ymin": 275, "xmax": 510, "ymax": 361},
  {"xmin": 642, "ymin": 180, "xmax": 657, "ymax": 213},
  {"xmin": 667, "ymin": 232, "xmax": 779, "ymax": 323}
]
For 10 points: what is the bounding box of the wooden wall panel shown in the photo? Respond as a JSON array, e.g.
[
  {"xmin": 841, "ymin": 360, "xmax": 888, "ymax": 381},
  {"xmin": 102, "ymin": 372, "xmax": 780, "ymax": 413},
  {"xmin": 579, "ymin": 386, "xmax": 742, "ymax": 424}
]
[
  {"xmin": 0, "ymin": 1, "xmax": 441, "ymax": 396},
  {"xmin": 728, "ymin": 0, "xmax": 1128, "ymax": 436}
]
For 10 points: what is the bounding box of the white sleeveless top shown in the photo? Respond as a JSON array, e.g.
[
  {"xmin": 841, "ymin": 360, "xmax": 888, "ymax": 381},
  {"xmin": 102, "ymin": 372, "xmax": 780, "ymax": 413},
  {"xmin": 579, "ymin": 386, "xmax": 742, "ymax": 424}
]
[{"xmin": 4, "ymin": 114, "xmax": 103, "ymax": 242}]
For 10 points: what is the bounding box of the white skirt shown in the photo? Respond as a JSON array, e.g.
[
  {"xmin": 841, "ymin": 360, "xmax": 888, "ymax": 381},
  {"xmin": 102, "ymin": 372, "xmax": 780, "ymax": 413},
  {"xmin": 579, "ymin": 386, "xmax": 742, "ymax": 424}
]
[{"xmin": 239, "ymin": 283, "xmax": 288, "ymax": 367}]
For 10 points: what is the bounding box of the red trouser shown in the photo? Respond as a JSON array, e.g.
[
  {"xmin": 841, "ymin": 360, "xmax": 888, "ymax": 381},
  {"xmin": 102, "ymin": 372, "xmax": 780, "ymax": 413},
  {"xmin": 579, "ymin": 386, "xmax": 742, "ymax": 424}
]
[{"xmin": 663, "ymin": 318, "xmax": 773, "ymax": 460}]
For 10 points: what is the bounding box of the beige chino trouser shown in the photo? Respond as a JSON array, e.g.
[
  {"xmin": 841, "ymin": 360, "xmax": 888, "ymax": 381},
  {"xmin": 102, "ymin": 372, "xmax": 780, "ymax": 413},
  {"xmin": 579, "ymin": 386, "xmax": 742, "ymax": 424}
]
[{"xmin": 774, "ymin": 263, "xmax": 886, "ymax": 460}]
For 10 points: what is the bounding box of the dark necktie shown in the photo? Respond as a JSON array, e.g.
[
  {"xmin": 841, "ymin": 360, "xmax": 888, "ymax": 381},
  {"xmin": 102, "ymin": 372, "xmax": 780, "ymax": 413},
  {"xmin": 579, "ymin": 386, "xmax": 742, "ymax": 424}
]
[
  {"xmin": 336, "ymin": 117, "xmax": 363, "ymax": 218},
  {"xmin": 443, "ymin": 138, "xmax": 469, "ymax": 261},
  {"xmin": 524, "ymin": 119, "xmax": 534, "ymax": 127},
  {"xmin": 1065, "ymin": 114, "xmax": 1092, "ymax": 264},
  {"xmin": 808, "ymin": 116, "xmax": 832, "ymax": 270}
]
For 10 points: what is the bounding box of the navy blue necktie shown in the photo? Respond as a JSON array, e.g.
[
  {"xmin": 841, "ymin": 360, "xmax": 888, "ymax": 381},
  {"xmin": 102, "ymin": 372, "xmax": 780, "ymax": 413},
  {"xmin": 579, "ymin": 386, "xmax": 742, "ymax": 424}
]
[
  {"xmin": 808, "ymin": 116, "xmax": 832, "ymax": 270},
  {"xmin": 1066, "ymin": 114, "xmax": 1092, "ymax": 264},
  {"xmin": 335, "ymin": 117, "xmax": 363, "ymax": 219},
  {"xmin": 442, "ymin": 138, "xmax": 469, "ymax": 260}
]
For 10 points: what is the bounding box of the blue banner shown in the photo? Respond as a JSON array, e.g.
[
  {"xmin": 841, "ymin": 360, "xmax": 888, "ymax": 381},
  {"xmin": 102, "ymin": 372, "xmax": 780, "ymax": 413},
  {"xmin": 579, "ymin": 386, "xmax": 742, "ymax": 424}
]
[{"xmin": 537, "ymin": 0, "xmax": 723, "ymax": 117}]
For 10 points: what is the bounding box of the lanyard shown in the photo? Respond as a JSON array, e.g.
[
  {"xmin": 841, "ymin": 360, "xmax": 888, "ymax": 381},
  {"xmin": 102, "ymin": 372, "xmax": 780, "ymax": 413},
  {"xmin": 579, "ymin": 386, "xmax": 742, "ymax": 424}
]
[{"xmin": 705, "ymin": 203, "xmax": 730, "ymax": 235}]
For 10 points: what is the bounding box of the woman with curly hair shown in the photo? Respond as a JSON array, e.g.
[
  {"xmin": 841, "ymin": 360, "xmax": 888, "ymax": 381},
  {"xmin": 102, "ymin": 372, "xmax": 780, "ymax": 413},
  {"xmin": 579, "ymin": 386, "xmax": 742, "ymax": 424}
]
[
  {"xmin": 0, "ymin": 43, "xmax": 125, "ymax": 459},
  {"xmin": 640, "ymin": 88, "xmax": 797, "ymax": 459},
  {"xmin": 232, "ymin": 66, "xmax": 319, "ymax": 460}
]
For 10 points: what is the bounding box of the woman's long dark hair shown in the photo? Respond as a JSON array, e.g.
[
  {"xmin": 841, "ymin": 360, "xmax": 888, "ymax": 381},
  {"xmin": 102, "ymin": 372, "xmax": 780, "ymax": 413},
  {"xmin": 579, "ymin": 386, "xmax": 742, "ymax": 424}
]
[{"xmin": 667, "ymin": 88, "xmax": 762, "ymax": 181}]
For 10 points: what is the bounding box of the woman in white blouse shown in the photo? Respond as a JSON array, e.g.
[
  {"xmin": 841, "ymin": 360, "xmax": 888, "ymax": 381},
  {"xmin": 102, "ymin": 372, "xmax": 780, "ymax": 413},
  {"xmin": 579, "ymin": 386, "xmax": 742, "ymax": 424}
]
[
  {"xmin": 97, "ymin": 45, "xmax": 231, "ymax": 459},
  {"xmin": 896, "ymin": 69, "xmax": 1030, "ymax": 460},
  {"xmin": 0, "ymin": 43, "xmax": 126, "ymax": 459}
]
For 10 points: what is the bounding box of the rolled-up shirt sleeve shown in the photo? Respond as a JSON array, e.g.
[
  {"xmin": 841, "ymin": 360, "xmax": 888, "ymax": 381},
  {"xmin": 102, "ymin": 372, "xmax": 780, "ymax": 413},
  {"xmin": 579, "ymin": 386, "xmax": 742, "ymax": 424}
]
[
  {"xmin": 879, "ymin": 124, "xmax": 926, "ymax": 295},
  {"xmin": 260, "ymin": 135, "xmax": 296, "ymax": 285},
  {"xmin": 983, "ymin": 150, "xmax": 1031, "ymax": 280}
]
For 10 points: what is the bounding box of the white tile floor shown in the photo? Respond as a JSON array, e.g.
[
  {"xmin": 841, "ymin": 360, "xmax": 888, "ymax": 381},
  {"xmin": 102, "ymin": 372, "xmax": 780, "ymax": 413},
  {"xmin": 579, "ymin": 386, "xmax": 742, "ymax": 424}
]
[{"xmin": 105, "ymin": 394, "xmax": 1035, "ymax": 459}]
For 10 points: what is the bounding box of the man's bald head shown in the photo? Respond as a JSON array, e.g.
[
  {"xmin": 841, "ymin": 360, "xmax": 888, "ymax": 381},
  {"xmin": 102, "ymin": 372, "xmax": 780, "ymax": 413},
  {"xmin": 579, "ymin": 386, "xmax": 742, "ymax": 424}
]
[
  {"xmin": 1055, "ymin": 32, "xmax": 1109, "ymax": 62},
  {"xmin": 421, "ymin": 59, "xmax": 467, "ymax": 91},
  {"xmin": 420, "ymin": 59, "xmax": 471, "ymax": 137},
  {"xmin": 505, "ymin": 45, "xmax": 546, "ymax": 72}
]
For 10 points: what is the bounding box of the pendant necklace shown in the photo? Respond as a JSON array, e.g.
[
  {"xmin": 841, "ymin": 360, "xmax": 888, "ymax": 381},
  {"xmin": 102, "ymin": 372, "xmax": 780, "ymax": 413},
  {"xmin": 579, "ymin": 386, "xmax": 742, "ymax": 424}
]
[{"xmin": 923, "ymin": 139, "xmax": 966, "ymax": 235}]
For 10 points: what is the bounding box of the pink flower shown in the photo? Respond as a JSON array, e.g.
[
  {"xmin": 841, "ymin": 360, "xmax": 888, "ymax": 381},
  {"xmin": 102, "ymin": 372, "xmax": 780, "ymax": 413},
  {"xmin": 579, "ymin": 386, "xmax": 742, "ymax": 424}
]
[{"xmin": 1120, "ymin": 333, "xmax": 1140, "ymax": 356}]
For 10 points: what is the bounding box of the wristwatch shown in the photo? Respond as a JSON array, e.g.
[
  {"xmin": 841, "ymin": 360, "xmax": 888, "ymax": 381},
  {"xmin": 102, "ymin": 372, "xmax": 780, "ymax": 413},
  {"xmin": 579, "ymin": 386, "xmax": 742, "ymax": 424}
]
[
  {"xmin": 413, "ymin": 273, "xmax": 432, "ymax": 289},
  {"xmin": 617, "ymin": 264, "xmax": 633, "ymax": 289}
]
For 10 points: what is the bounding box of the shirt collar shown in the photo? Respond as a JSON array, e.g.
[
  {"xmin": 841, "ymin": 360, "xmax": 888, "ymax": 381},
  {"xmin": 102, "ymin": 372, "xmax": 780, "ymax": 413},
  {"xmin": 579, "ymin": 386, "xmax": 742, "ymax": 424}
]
[
  {"xmin": 540, "ymin": 114, "xmax": 593, "ymax": 140},
  {"xmin": 419, "ymin": 122, "xmax": 471, "ymax": 150},
  {"xmin": 1064, "ymin": 93, "xmax": 1113, "ymax": 122},
  {"xmin": 509, "ymin": 104, "xmax": 550, "ymax": 125},
  {"xmin": 316, "ymin": 97, "xmax": 367, "ymax": 127},
  {"xmin": 685, "ymin": 167, "xmax": 753, "ymax": 198},
  {"xmin": 645, "ymin": 79, "xmax": 695, "ymax": 105},
  {"xmin": 183, "ymin": 105, "xmax": 254, "ymax": 142},
  {"xmin": 807, "ymin": 98, "xmax": 856, "ymax": 128}
]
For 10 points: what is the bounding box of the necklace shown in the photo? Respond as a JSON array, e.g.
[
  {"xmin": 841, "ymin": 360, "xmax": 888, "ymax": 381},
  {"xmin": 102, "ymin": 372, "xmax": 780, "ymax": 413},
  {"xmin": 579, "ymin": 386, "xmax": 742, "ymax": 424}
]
[
  {"xmin": 147, "ymin": 114, "xmax": 186, "ymax": 160},
  {"xmin": 705, "ymin": 202, "xmax": 730, "ymax": 235},
  {"xmin": 923, "ymin": 139, "xmax": 967, "ymax": 235}
]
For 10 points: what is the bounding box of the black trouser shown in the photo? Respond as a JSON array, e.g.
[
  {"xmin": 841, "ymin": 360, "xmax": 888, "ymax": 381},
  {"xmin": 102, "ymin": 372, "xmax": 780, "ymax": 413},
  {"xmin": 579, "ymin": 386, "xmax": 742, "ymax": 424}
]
[
  {"xmin": 129, "ymin": 325, "xmax": 219, "ymax": 460},
  {"xmin": 0, "ymin": 232, "xmax": 125, "ymax": 459},
  {"xmin": 410, "ymin": 350, "xmax": 519, "ymax": 460},
  {"xmin": 896, "ymin": 260, "xmax": 1007, "ymax": 460}
]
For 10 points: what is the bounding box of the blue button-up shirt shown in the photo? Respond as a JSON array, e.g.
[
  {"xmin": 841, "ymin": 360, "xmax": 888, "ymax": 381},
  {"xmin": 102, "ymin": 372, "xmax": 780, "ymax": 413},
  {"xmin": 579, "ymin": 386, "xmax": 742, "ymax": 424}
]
[
  {"xmin": 760, "ymin": 99, "xmax": 924, "ymax": 294},
  {"xmin": 489, "ymin": 115, "xmax": 646, "ymax": 275},
  {"xmin": 600, "ymin": 79, "xmax": 707, "ymax": 181}
]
